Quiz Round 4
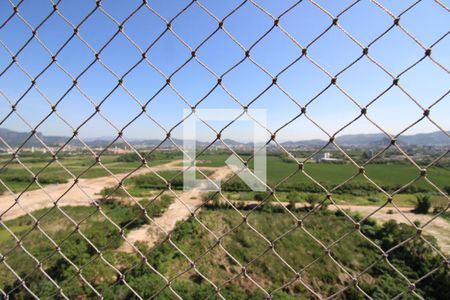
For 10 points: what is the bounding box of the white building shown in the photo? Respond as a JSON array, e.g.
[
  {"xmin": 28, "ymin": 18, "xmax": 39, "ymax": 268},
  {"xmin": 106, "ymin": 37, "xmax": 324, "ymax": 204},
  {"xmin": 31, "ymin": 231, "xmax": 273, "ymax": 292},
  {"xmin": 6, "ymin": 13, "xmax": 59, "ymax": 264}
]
[{"xmin": 314, "ymin": 152, "xmax": 341, "ymax": 162}]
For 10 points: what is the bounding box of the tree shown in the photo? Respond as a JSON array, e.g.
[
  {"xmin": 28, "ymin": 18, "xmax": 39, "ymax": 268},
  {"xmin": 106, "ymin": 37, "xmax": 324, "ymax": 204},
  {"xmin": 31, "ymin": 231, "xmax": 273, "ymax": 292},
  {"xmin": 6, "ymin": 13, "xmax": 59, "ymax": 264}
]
[
  {"xmin": 305, "ymin": 194, "xmax": 321, "ymax": 209},
  {"xmin": 254, "ymin": 192, "xmax": 267, "ymax": 201},
  {"xmin": 414, "ymin": 195, "xmax": 431, "ymax": 214}
]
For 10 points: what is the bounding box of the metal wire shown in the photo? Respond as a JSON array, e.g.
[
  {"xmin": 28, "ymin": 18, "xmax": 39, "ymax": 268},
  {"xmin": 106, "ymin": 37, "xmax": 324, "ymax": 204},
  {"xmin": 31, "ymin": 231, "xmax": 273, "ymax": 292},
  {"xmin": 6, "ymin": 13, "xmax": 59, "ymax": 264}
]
[{"xmin": 0, "ymin": 0, "xmax": 448, "ymax": 299}]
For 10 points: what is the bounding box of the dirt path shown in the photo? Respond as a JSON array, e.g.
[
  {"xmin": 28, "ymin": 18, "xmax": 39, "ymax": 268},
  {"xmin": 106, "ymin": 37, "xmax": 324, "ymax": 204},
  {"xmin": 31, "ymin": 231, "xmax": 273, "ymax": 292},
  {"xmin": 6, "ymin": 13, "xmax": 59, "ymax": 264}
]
[
  {"xmin": 2, "ymin": 159, "xmax": 448, "ymax": 255},
  {"xmin": 0, "ymin": 160, "xmax": 183, "ymax": 221},
  {"xmin": 120, "ymin": 165, "xmax": 233, "ymax": 253}
]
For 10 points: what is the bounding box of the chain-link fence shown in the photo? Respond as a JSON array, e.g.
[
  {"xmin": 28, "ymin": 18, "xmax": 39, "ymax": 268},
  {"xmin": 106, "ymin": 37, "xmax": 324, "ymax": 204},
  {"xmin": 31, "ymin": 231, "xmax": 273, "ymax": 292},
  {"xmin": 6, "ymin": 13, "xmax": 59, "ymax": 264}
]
[{"xmin": 0, "ymin": 0, "xmax": 449, "ymax": 299}]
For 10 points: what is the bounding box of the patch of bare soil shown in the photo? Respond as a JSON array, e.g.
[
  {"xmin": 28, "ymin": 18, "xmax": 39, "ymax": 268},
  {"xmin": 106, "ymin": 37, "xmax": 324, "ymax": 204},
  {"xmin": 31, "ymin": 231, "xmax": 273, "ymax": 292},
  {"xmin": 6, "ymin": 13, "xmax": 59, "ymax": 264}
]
[
  {"xmin": 0, "ymin": 160, "xmax": 182, "ymax": 221},
  {"xmin": 120, "ymin": 165, "xmax": 233, "ymax": 253}
]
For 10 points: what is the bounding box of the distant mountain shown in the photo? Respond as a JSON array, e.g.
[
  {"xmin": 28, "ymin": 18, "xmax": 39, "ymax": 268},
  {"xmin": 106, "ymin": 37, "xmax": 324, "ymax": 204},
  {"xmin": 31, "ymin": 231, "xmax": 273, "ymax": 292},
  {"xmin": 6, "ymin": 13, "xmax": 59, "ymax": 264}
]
[
  {"xmin": 335, "ymin": 131, "xmax": 449, "ymax": 146},
  {"xmin": 0, "ymin": 128, "xmax": 82, "ymax": 148},
  {"xmin": 282, "ymin": 131, "xmax": 449, "ymax": 148},
  {"xmin": 336, "ymin": 133, "xmax": 388, "ymax": 146},
  {"xmin": 281, "ymin": 139, "xmax": 329, "ymax": 148},
  {"xmin": 0, "ymin": 128, "xmax": 44, "ymax": 148},
  {"xmin": 397, "ymin": 131, "xmax": 450, "ymax": 145},
  {"xmin": 0, "ymin": 128, "xmax": 448, "ymax": 149}
]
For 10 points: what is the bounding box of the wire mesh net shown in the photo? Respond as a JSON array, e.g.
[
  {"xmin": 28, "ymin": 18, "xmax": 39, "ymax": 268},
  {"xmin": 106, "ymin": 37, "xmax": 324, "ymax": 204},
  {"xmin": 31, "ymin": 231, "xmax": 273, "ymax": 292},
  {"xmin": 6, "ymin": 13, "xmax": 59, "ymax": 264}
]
[{"xmin": 0, "ymin": 0, "xmax": 449, "ymax": 299}]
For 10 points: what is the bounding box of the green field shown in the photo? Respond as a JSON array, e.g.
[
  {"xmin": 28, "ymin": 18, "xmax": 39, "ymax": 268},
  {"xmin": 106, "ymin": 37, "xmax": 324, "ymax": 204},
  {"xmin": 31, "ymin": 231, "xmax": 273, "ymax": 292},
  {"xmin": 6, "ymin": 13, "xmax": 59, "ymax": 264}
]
[
  {"xmin": 220, "ymin": 191, "xmax": 448, "ymax": 208},
  {"xmin": 0, "ymin": 152, "xmax": 180, "ymax": 193},
  {"xmin": 198, "ymin": 154, "xmax": 450, "ymax": 192},
  {"xmin": 0, "ymin": 205, "xmax": 448, "ymax": 299},
  {"xmin": 0, "ymin": 196, "xmax": 174, "ymax": 296},
  {"xmin": 103, "ymin": 170, "xmax": 213, "ymax": 199},
  {"xmin": 1, "ymin": 151, "xmax": 448, "ymax": 210}
]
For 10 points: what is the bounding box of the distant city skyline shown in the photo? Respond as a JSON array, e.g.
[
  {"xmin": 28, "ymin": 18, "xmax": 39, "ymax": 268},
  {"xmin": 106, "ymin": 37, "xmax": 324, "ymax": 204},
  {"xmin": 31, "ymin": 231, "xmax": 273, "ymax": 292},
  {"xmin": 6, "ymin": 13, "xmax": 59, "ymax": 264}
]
[{"xmin": 0, "ymin": 0, "xmax": 448, "ymax": 142}]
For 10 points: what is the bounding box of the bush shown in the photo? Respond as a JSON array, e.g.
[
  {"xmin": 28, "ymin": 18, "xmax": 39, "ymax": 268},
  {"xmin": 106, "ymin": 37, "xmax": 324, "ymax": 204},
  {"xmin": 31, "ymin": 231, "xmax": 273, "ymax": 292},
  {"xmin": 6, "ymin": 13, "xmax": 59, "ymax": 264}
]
[
  {"xmin": 222, "ymin": 179, "xmax": 249, "ymax": 192},
  {"xmin": 140, "ymin": 194, "xmax": 174, "ymax": 217},
  {"xmin": 0, "ymin": 173, "xmax": 68, "ymax": 185},
  {"xmin": 1, "ymin": 174, "xmax": 33, "ymax": 183},
  {"xmin": 132, "ymin": 174, "xmax": 165, "ymax": 189},
  {"xmin": 286, "ymin": 191, "xmax": 298, "ymax": 202},
  {"xmin": 38, "ymin": 175, "xmax": 68, "ymax": 184},
  {"xmin": 432, "ymin": 206, "xmax": 445, "ymax": 214},
  {"xmin": 100, "ymin": 186, "xmax": 128, "ymax": 201},
  {"xmin": 305, "ymin": 194, "xmax": 321, "ymax": 208},
  {"xmin": 202, "ymin": 192, "xmax": 220, "ymax": 206},
  {"xmin": 368, "ymin": 197, "xmax": 380, "ymax": 203},
  {"xmin": 116, "ymin": 153, "xmax": 140, "ymax": 162},
  {"xmin": 414, "ymin": 195, "xmax": 431, "ymax": 214},
  {"xmin": 443, "ymin": 185, "xmax": 450, "ymax": 195},
  {"xmin": 254, "ymin": 192, "xmax": 266, "ymax": 201}
]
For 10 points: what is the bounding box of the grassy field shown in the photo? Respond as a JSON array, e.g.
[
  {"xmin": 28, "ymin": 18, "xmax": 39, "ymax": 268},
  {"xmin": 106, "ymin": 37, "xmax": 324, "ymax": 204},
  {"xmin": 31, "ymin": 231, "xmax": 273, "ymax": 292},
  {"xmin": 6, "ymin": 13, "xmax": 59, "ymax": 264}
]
[
  {"xmin": 194, "ymin": 153, "xmax": 450, "ymax": 207},
  {"xmin": 198, "ymin": 154, "xmax": 450, "ymax": 192},
  {"xmin": 0, "ymin": 205, "xmax": 447, "ymax": 299},
  {"xmin": 101, "ymin": 170, "xmax": 213, "ymax": 199},
  {"xmin": 0, "ymin": 195, "xmax": 174, "ymax": 296},
  {"xmin": 221, "ymin": 191, "xmax": 449, "ymax": 208},
  {"xmin": 1, "ymin": 151, "xmax": 448, "ymax": 209},
  {"xmin": 0, "ymin": 152, "xmax": 179, "ymax": 193}
]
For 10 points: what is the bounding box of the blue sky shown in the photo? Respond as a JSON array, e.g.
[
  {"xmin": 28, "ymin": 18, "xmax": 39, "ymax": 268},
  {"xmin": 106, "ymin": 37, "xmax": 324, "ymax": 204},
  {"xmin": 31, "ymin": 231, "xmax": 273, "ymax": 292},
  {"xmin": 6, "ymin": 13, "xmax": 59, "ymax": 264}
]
[{"xmin": 0, "ymin": 0, "xmax": 448, "ymax": 142}]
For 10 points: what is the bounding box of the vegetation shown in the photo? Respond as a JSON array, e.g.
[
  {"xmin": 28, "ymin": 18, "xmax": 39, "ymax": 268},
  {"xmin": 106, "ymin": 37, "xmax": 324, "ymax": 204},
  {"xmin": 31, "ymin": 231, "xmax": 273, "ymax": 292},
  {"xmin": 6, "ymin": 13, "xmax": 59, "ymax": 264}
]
[
  {"xmin": 1, "ymin": 151, "xmax": 448, "ymax": 298},
  {"xmin": 199, "ymin": 154, "xmax": 449, "ymax": 188},
  {"xmin": 0, "ymin": 152, "xmax": 181, "ymax": 194},
  {"xmin": 305, "ymin": 194, "xmax": 321, "ymax": 208},
  {"xmin": 203, "ymin": 155, "xmax": 450, "ymax": 193},
  {"xmin": 0, "ymin": 195, "xmax": 174, "ymax": 298},
  {"xmin": 115, "ymin": 151, "xmax": 182, "ymax": 164},
  {"xmin": 441, "ymin": 212, "xmax": 450, "ymax": 223},
  {"xmin": 1, "ymin": 206, "xmax": 448, "ymax": 299},
  {"xmin": 99, "ymin": 186, "xmax": 130, "ymax": 201},
  {"xmin": 2, "ymin": 152, "xmax": 448, "ymax": 201},
  {"xmin": 414, "ymin": 195, "xmax": 432, "ymax": 214},
  {"xmin": 120, "ymin": 170, "xmax": 213, "ymax": 199}
]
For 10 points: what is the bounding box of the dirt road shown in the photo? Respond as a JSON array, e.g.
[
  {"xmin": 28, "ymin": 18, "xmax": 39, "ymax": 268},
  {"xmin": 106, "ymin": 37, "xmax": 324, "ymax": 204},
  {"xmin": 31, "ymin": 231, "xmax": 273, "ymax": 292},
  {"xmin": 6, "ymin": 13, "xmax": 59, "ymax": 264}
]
[
  {"xmin": 1, "ymin": 160, "xmax": 448, "ymax": 255},
  {"xmin": 120, "ymin": 165, "xmax": 233, "ymax": 252},
  {"xmin": 0, "ymin": 160, "xmax": 184, "ymax": 221}
]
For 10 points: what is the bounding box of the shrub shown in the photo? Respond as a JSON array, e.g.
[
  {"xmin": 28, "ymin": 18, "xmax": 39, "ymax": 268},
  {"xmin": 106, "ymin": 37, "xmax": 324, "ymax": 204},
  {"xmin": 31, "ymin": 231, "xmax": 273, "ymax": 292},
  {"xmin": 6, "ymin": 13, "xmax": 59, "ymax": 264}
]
[
  {"xmin": 305, "ymin": 194, "xmax": 321, "ymax": 208},
  {"xmin": 38, "ymin": 175, "xmax": 68, "ymax": 184},
  {"xmin": 432, "ymin": 206, "xmax": 445, "ymax": 214},
  {"xmin": 286, "ymin": 191, "xmax": 298, "ymax": 202},
  {"xmin": 202, "ymin": 192, "xmax": 220, "ymax": 206},
  {"xmin": 0, "ymin": 173, "xmax": 68, "ymax": 185},
  {"xmin": 443, "ymin": 185, "xmax": 450, "ymax": 195},
  {"xmin": 368, "ymin": 197, "xmax": 380, "ymax": 203},
  {"xmin": 414, "ymin": 195, "xmax": 431, "ymax": 214},
  {"xmin": 222, "ymin": 179, "xmax": 249, "ymax": 192},
  {"xmin": 2, "ymin": 174, "xmax": 33, "ymax": 183},
  {"xmin": 100, "ymin": 186, "xmax": 128, "ymax": 200},
  {"xmin": 254, "ymin": 192, "xmax": 266, "ymax": 201},
  {"xmin": 116, "ymin": 153, "xmax": 140, "ymax": 162},
  {"xmin": 132, "ymin": 175, "xmax": 165, "ymax": 189}
]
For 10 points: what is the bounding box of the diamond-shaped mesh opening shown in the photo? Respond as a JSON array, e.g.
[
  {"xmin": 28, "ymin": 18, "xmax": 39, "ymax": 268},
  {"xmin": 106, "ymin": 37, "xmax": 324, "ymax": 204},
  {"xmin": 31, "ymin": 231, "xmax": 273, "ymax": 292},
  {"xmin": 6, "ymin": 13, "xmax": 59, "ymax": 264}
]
[{"xmin": 0, "ymin": 0, "xmax": 448, "ymax": 298}]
